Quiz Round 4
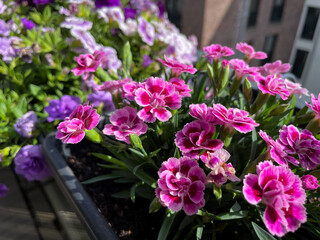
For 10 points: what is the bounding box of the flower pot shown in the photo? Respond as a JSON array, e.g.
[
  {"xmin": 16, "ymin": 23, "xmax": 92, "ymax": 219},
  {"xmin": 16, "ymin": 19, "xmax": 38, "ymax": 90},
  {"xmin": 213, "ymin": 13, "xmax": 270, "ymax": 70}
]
[{"xmin": 42, "ymin": 132, "xmax": 119, "ymax": 240}]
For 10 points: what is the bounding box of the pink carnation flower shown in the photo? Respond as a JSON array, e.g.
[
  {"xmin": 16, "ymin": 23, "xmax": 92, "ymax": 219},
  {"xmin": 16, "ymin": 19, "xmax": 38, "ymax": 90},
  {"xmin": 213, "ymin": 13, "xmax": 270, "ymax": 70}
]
[
  {"xmin": 169, "ymin": 78, "xmax": 192, "ymax": 97},
  {"xmin": 189, "ymin": 103, "xmax": 221, "ymax": 124},
  {"xmin": 255, "ymin": 75, "xmax": 291, "ymax": 100},
  {"xmin": 205, "ymin": 149, "xmax": 240, "ymax": 186},
  {"xmin": 96, "ymin": 78, "xmax": 131, "ymax": 94},
  {"xmin": 122, "ymin": 80, "xmax": 139, "ymax": 101},
  {"xmin": 56, "ymin": 104, "xmax": 100, "ymax": 144},
  {"xmin": 155, "ymin": 156, "xmax": 206, "ymax": 215},
  {"xmin": 103, "ymin": 106, "xmax": 148, "ymax": 144},
  {"xmin": 135, "ymin": 77, "xmax": 182, "ymax": 122},
  {"xmin": 283, "ymin": 79, "xmax": 309, "ymax": 98},
  {"xmin": 306, "ymin": 93, "xmax": 320, "ymax": 118},
  {"xmin": 229, "ymin": 59, "xmax": 259, "ymax": 79},
  {"xmin": 243, "ymin": 161, "xmax": 307, "ymax": 237},
  {"xmin": 158, "ymin": 55, "xmax": 197, "ymax": 76},
  {"xmin": 203, "ymin": 44, "xmax": 234, "ymax": 61},
  {"xmin": 175, "ymin": 120, "xmax": 223, "ymax": 161},
  {"xmin": 301, "ymin": 175, "xmax": 319, "ymax": 190},
  {"xmin": 277, "ymin": 125, "xmax": 320, "ymax": 170},
  {"xmin": 71, "ymin": 50, "xmax": 104, "ymax": 76},
  {"xmin": 212, "ymin": 104, "xmax": 259, "ymax": 133},
  {"xmin": 258, "ymin": 60, "xmax": 291, "ymax": 77},
  {"xmin": 236, "ymin": 42, "xmax": 267, "ymax": 60}
]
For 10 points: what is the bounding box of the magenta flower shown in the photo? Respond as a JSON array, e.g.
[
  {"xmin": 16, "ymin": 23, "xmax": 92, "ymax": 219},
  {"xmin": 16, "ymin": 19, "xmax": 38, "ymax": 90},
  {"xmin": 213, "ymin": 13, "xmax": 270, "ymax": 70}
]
[
  {"xmin": 255, "ymin": 75, "xmax": 291, "ymax": 100},
  {"xmin": 203, "ymin": 44, "xmax": 234, "ymax": 61},
  {"xmin": 155, "ymin": 156, "xmax": 206, "ymax": 215},
  {"xmin": 212, "ymin": 104, "xmax": 259, "ymax": 133},
  {"xmin": 258, "ymin": 60, "xmax": 291, "ymax": 77},
  {"xmin": 56, "ymin": 104, "xmax": 100, "ymax": 144},
  {"xmin": 277, "ymin": 125, "xmax": 320, "ymax": 170},
  {"xmin": 135, "ymin": 77, "xmax": 182, "ymax": 122},
  {"xmin": 158, "ymin": 55, "xmax": 197, "ymax": 76},
  {"xmin": 306, "ymin": 93, "xmax": 320, "ymax": 118},
  {"xmin": 169, "ymin": 78, "xmax": 192, "ymax": 97},
  {"xmin": 229, "ymin": 59, "xmax": 259, "ymax": 79},
  {"xmin": 175, "ymin": 120, "xmax": 223, "ymax": 160},
  {"xmin": 301, "ymin": 175, "xmax": 319, "ymax": 190},
  {"xmin": 236, "ymin": 42, "xmax": 267, "ymax": 60},
  {"xmin": 122, "ymin": 80, "xmax": 139, "ymax": 101},
  {"xmin": 71, "ymin": 51, "xmax": 104, "ymax": 76},
  {"xmin": 243, "ymin": 161, "xmax": 306, "ymax": 237},
  {"xmin": 137, "ymin": 16, "xmax": 155, "ymax": 46},
  {"xmin": 189, "ymin": 103, "xmax": 221, "ymax": 124},
  {"xmin": 103, "ymin": 106, "xmax": 148, "ymax": 144},
  {"xmin": 97, "ymin": 79, "xmax": 131, "ymax": 94},
  {"xmin": 205, "ymin": 149, "xmax": 240, "ymax": 186}
]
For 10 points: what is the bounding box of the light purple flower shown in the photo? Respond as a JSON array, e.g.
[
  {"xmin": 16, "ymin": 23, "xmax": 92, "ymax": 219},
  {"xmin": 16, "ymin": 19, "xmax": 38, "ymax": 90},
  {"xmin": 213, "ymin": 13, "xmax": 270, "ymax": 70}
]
[
  {"xmin": 0, "ymin": 0, "xmax": 7, "ymax": 14},
  {"xmin": 0, "ymin": 19, "xmax": 9, "ymax": 36},
  {"xmin": 0, "ymin": 37, "xmax": 18, "ymax": 62},
  {"xmin": 0, "ymin": 183, "xmax": 8, "ymax": 197},
  {"xmin": 87, "ymin": 91, "xmax": 115, "ymax": 112},
  {"xmin": 56, "ymin": 104, "xmax": 100, "ymax": 144},
  {"xmin": 97, "ymin": 7, "xmax": 124, "ymax": 24},
  {"xmin": 301, "ymin": 175, "xmax": 319, "ymax": 190},
  {"xmin": 138, "ymin": 16, "xmax": 155, "ymax": 46},
  {"xmin": 99, "ymin": 46, "xmax": 122, "ymax": 72},
  {"xmin": 103, "ymin": 106, "xmax": 148, "ymax": 144},
  {"xmin": 14, "ymin": 111, "xmax": 38, "ymax": 138},
  {"xmin": 119, "ymin": 18, "xmax": 137, "ymax": 36},
  {"xmin": 61, "ymin": 17, "xmax": 92, "ymax": 31},
  {"xmin": 45, "ymin": 95, "xmax": 81, "ymax": 122},
  {"xmin": 175, "ymin": 120, "xmax": 223, "ymax": 161},
  {"xmin": 156, "ymin": 156, "xmax": 206, "ymax": 215},
  {"xmin": 243, "ymin": 161, "xmax": 306, "ymax": 237},
  {"xmin": 236, "ymin": 42, "xmax": 267, "ymax": 60},
  {"xmin": 70, "ymin": 29, "xmax": 98, "ymax": 53},
  {"xmin": 14, "ymin": 145, "xmax": 52, "ymax": 181},
  {"xmin": 306, "ymin": 93, "xmax": 320, "ymax": 118},
  {"xmin": 21, "ymin": 18, "xmax": 36, "ymax": 30},
  {"xmin": 277, "ymin": 125, "xmax": 320, "ymax": 170},
  {"xmin": 143, "ymin": 54, "xmax": 152, "ymax": 67}
]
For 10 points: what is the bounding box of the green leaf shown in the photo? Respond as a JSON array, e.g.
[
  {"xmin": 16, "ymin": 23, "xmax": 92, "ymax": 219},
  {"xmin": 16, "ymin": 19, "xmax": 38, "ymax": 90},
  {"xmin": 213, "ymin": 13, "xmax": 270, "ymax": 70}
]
[
  {"xmin": 91, "ymin": 152, "xmax": 127, "ymax": 168},
  {"xmin": 252, "ymin": 222, "xmax": 276, "ymax": 240},
  {"xmin": 84, "ymin": 129, "xmax": 102, "ymax": 144},
  {"xmin": 248, "ymin": 129, "xmax": 257, "ymax": 165},
  {"xmin": 111, "ymin": 189, "xmax": 131, "ymax": 198},
  {"xmin": 29, "ymin": 84, "xmax": 41, "ymax": 96},
  {"xmin": 216, "ymin": 210, "xmax": 248, "ymax": 220},
  {"xmin": 81, "ymin": 174, "xmax": 119, "ymax": 184},
  {"xmin": 157, "ymin": 212, "xmax": 176, "ymax": 240},
  {"xmin": 123, "ymin": 41, "xmax": 132, "ymax": 77},
  {"xmin": 129, "ymin": 133, "xmax": 143, "ymax": 149},
  {"xmin": 214, "ymin": 185, "xmax": 222, "ymax": 204},
  {"xmin": 130, "ymin": 183, "xmax": 142, "ymax": 203},
  {"xmin": 196, "ymin": 226, "xmax": 203, "ymax": 240},
  {"xmin": 149, "ymin": 197, "xmax": 162, "ymax": 213}
]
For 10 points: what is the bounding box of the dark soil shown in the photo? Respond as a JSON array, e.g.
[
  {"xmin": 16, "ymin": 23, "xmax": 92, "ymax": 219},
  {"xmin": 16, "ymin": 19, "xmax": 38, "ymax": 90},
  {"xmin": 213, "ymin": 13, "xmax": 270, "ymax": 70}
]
[{"xmin": 65, "ymin": 140, "xmax": 164, "ymax": 240}]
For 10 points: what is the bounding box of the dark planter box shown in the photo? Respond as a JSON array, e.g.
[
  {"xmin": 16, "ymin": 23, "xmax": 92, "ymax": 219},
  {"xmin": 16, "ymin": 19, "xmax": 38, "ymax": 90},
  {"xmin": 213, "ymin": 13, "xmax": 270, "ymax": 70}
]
[{"xmin": 42, "ymin": 132, "xmax": 119, "ymax": 240}]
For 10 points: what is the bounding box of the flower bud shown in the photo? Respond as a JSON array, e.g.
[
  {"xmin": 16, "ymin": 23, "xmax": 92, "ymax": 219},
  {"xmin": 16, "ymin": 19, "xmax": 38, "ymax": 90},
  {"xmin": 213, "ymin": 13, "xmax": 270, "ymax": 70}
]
[
  {"xmin": 301, "ymin": 175, "xmax": 319, "ymax": 190},
  {"xmin": 242, "ymin": 78, "xmax": 252, "ymax": 103},
  {"xmin": 269, "ymin": 104, "xmax": 290, "ymax": 116}
]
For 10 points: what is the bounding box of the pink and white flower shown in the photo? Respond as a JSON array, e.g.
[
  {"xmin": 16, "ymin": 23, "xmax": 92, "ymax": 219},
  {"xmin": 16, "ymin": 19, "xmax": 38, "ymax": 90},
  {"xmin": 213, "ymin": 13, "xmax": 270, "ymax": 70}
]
[
  {"xmin": 229, "ymin": 59, "xmax": 259, "ymax": 79},
  {"xmin": 258, "ymin": 60, "xmax": 291, "ymax": 77},
  {"xmin": 255, "ymin": 75, "xmax": 291, "ymax": 100},
  {"xmin": 189, "ymin": 103, "xmax": 221, "ymax": 124},
  {"xmin": 306, "ymin": 93, "xmax": 320, "ymax": 118},
  {"xmin": 96, "ymin": 78, "xmax": 131, "ymax": 94},
  {"xmin": 135, "ymin": 77, "xmax": 182, "ymax": 122},
  {"xmin": 283, "ymin": 79, "xmax": 309, "ymax": 98},
  {"xmin": 103, "ymin": 106, "xmax": 148, "ymax": 144},
  {"xmin": 155, "ymin": 156, "xmax": 206, "ymax": 215},
  {"xmin": 236, "ymin": 42, "xmax": 267, "ymax": 60},
  {"xmin": 158, "ymin": 55, "xmax": 197, "ymax": 76},
  {"xmin": 243, "ymin": 161, "xmax": 307, "ymax": 237},
  {"xmin": 175, "ymin": 120, "xmax": 223, "ymax": 161},
  {"xmin": 169, "ymin": 78, "xmax": 192, "ymax": 97},
  {"xmin": 72, "ymin": 51, "xmax": 104, "ymax": 76},
  {"xmin": 212, "ymin": 104, "xmax": 259, "ymax": 133},
  {"xmin": 301, "ymin": 175, "xmax": 319, "ymax": 190},
  {"xmin": 203, "ymin": 44, "xmax": 234, "ymax": 61}
]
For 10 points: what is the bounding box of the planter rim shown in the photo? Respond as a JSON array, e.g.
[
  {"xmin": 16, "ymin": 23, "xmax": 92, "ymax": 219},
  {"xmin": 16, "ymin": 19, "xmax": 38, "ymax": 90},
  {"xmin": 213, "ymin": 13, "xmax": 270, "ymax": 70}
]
[{"xmin": 42, "ymin": 132, "xmax": 119, "ymax": 240}]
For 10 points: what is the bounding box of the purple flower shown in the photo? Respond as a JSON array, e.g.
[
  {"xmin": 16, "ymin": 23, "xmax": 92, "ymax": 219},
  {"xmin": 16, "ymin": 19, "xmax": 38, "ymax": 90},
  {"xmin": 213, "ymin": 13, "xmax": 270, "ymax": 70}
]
[
  {"xmin": 156, "ymin": 156, "xmax": 206, "ymax": 215},
  {"xmin": 45, "ymin": 95, "xmax": 81, "ymax": 122},
  {"xmin": 14, "ymin": 111, "xmax": 38, "ymax": 138},
  {"xmin": 0, "ymin": 37, "xmax": 19, "ymax": 62},
  {"xmin": 99, "ymin": 46, "xmax": 122, "ymax": 72},
  {"xmin": 142, "ymin": 54, "xmax": 152, "ymax": 67},
  {"xmin": 0, "ymin": 19, "xmax": 9, "ymax": 37},
  {"xmin": 95, "ymin": 0, "xmax": 121, "ymax": 8},
  {"xmin": 87, "ymin": 91, "xmax": 115, "ymax": 112},
  {"xmin": 0, "ymin": 183, "xmax": 8, "ymax": 197},
  {"xmin": 70, "ymin": 29, "xmax": 98, "ymax": 53},
  {"xmin": 301, "ymin": 175, "xmax": 319, "ymax": 190},
  {"xmin": 21, "ymin": 18, "xmax": 36, "ymax": 30},
  {"xmin": 137, "ymin": 16, "xmax": 155, "ymax": 46},
  {"xmin": 33, "ymin": 0, "xmax": 54, "ymax": 5},
  {"xmin": 60, "ymin": 17, "xmax": 92, "ymax": 31},
  {"xmin": 124, "ymin": 7, "xmax": 137, "ymax": 19},
  {"xmin": 14, "ymin": 145, "xmax": 52, "ymax": 181},
  {"xmin": 0, "ymin": 0, "xmax": 7, "ymax": 14}
]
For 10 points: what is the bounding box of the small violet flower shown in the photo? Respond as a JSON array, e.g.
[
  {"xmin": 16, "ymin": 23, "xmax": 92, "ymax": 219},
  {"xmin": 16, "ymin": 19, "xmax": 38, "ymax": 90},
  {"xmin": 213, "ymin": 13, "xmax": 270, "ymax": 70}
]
[
  {"xmin": 175, "ymin": 120, "xmax": 223, "ymax": 161},
  {"xmin": 203, "ymin": 43, "xmax": 234, "ymax": 61},
  {"xmin": 243, "ymin": 161, "xmax": 306, "ymax": 237},
  {"xmin": 72, "ymin": 51, "xmax": 104, "ymax": 76},
  {"xmin": 14, "ymin": 111, "xmax": 39, "ymax": 138},
  {"xmin": 158, "ymin": 55, "xmax": 197, "ymax": 76},
  {"xmin": 236, "ymin": 42, "xmax": 267, "ymax": 60},
  {"xmin": 14, "ymin": 145, "xmax": 52, "ymax": 181},
  {"xmin": 21, "ymin": 18, "xmax": 36, "ymax": 30},
  {"xmin": 45, "ymin": 95, "xmax": 81, "ymax": 122},
  {"xmin": 135, "ymin": 77, "xmax": 182, "ymax": 122},
  {"xmin": 137, "ymin": 16, "xmax": 155, "ymax": 46},
  {"xmin": 56, "ymin": 104, "xmax": 100, "ymax": 144},
  {"xmin": 0, "ymin": 183, "xmax": 8, "ymax": 197},
  {"xmin": 156, "ymin": 156, "xmax": 206, "ymax": 215},
  {"xmin": 301, "ymin": 175, "xmax": 319, "ymax": 190},
  {"xmin": 212, "ymin": 104, "xmax": 259, "ymax": 133},
  {"xmin": 103, "ymin": 106, "xmax": 148, "ymax": 144},
  {"xmin": 87, "ymin": 91, "xmax": 115, "ymax": 112},
  {"xmin": 95, "ymin": 0, "xmax": 121, "ymax": 8}
]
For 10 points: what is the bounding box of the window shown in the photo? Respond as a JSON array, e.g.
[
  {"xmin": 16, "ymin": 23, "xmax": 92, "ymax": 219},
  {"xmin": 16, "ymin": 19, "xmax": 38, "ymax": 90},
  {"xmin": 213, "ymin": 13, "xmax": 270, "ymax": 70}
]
[
  {"xmin": 247, "ymin": 0, "xmax": 260, "ymax": 27},
  {"xmin": 261, "ymin": 35, "xmax": 277, "ymax": 65},
  {"xmin": 270, "ymin": 0, "xmax": 285, "ymax": 22},
  {"xmin": 166, "ymin": 0, "xmax": 182, "ymax": 29},
  {"xmin": 291, "ymin": 49, "xmax": 309, "ymax": 78},
  {"xmin": 301, "ymin": 7, "xmax": 320, "ymax": 40}
]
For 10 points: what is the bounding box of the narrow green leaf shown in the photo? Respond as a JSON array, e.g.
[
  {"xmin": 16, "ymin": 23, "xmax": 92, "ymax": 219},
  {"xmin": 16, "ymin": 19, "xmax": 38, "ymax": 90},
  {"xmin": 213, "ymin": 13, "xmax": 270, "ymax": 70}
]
[
  {"xmin": 248, "ymin": 129, "xmax": 257, "ymax": 165},
  {"xmin": 214, "ymin": 185, "xmax": 222, "ymax": 204},
  {"xmin": 196, "ymin": 226, "xmax": 203, "ymax": 240},
  {"xmin": 149, "ymin": 197, "xmax": 162, "ymax": 213},
  {"xmin": 91, "ymin": 152, "xmax": 127, "ymax": 167},
  {"xmin": 81, "ymin": 174, "xmax": 119, "ymax": 184},
  {"xmin": 216, "ymin": 210, "xmax": 248, "ymax": 220},
  {"xmin": 252, "ymin": 222, "xmax": 276, "ymax": 240},
  {"xmin": 157, "ymin": 212, "xmax": 176, "ymax": 240},
  {"xmin": 123, "ymin": 41, "xmax": 132, "ymax": 77},
  {"xmin": 128, "ymin": 148, "xmax": 145, "ymax": 158},
  {"xmin": 97, "ymin": 163, "xmax": 126, "ymax": 169},
  {"xmin": 111, "ymin": 189, "xmax": 130, "ymax": 198}
]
